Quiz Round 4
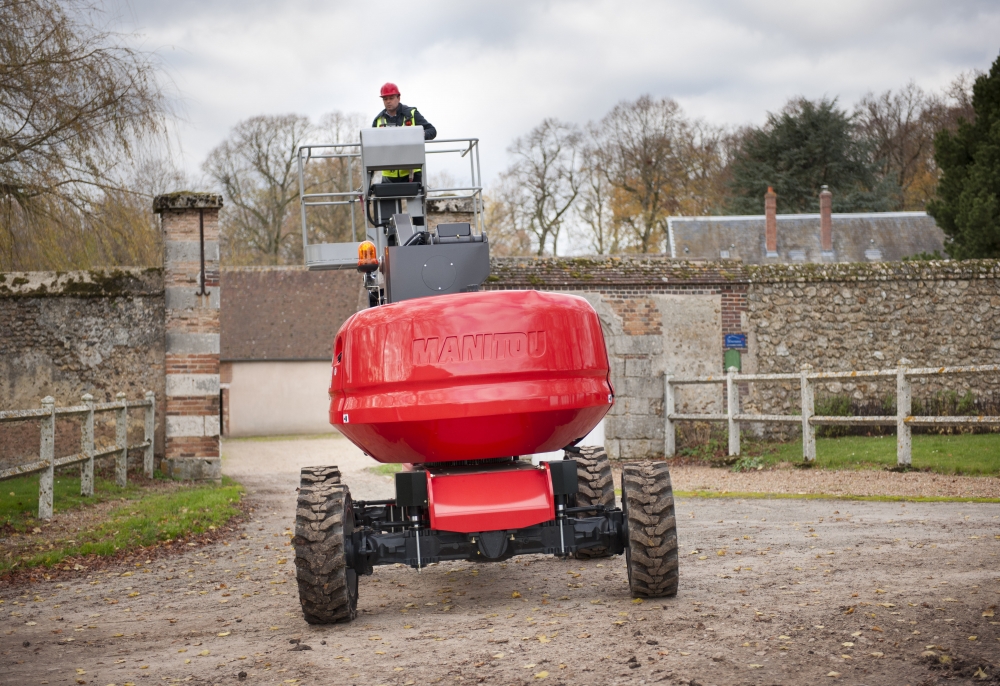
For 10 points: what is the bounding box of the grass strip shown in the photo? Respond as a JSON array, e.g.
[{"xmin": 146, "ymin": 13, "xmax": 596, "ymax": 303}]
[
  {"xmin": 1, "ymin": 477, "xmax": 244, "ymax": 573},
  {"xmin": 761, "ymin": 434, "xmax": 1000, "ymax": 475},
  {"xmin": 1, "ymin": 473, "xmax": 144, "ymax": 531}
]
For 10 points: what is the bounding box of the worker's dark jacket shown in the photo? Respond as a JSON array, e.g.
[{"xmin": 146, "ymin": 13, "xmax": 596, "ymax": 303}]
[{"xmin": 372, "ymin": 105, "xmax": 436, "ymax": 179}]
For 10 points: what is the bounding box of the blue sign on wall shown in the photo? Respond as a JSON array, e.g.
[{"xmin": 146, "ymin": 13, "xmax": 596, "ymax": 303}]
[{"xmin": 724, "ymin": 334, "xmax": 747, "ymax": 349}]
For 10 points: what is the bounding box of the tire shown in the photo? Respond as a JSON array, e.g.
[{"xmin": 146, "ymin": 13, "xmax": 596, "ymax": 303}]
[
  {"xmin": 293, "ymin": 465, "xmax": 359, "ymax": 624},
  {"xmin": 568, "ymin": 446, "xmax": 615, "ymax": 559},
  {"xmin": 621, "ymin": 461, "xmax": 678, "ymax": 598}
]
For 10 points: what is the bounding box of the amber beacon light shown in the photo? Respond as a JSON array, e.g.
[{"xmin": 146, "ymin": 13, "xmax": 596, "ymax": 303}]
[{"xmin": 357, "ymin": 240, "xmax": 379, "ymax": 273}]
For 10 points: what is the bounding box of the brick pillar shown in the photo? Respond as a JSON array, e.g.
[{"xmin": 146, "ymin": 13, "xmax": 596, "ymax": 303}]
[
  {"xmin": 819, "ymin": 185, "xmax": 834, "ymax": 256},
  {"xmin": 764, "ymin": 186, "xmax": 778, "ymax": 257},
  {"xmin": 153, "ymin": 192, "xmax": 223, "ymax": 482}
]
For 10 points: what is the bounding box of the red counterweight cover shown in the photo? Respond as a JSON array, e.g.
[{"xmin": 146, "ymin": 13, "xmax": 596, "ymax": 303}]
[{"xmin": 329, "ymin": 290, "xmax": 613, "ymax": 464}]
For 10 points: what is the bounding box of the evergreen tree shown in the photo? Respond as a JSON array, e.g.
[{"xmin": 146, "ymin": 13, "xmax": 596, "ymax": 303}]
[
  {"xmin": 927, "ymin": 54, "xmax": 1000, "ymax": 259},
  {"xmin": 725, "ymin": 98, "xmax": 897, "ymax": 215}
]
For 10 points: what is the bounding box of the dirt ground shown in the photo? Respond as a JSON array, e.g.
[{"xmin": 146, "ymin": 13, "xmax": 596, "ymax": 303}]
[{"xmin": 2, "ymin": 434, "xmax": 999, "ymax": 686}]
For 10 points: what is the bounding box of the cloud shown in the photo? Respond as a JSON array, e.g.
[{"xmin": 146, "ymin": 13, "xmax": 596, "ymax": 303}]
[{"xmin": 118, "ymin": 0, "xmax": 999, "ymax": 184}]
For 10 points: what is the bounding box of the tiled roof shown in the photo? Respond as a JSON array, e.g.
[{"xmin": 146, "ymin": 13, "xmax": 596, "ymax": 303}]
[
  {"xmin": 220, "ymin": 267, "xmax": 364, "ymax": 361},
  {"xmin": 668, "ymin": 212, "xmax": 946, "ymax": 264}
]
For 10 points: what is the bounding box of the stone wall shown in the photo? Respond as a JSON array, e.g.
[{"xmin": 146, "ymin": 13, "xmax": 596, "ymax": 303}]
[
  {"xmin": 744, "ymin": 260, "xmax": 1000, "ymax": 427},
  {"xmin": 0, "ymin": 269, "xmax": 166, "ymax": 468}
]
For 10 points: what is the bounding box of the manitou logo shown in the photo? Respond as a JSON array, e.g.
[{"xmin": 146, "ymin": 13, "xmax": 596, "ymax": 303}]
[{"xmin": 412, "ymin": 331, "xmax": 547, "ymax": 365}]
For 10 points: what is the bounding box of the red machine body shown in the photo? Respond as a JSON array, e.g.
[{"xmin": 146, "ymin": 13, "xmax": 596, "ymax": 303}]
[
  {"xmin": 329, "ymin": 290, "xmax": 613, "ymax": 465},
  {"xmin": 425, "ymin": 463, "xmax": 557, "ymax": 533}
]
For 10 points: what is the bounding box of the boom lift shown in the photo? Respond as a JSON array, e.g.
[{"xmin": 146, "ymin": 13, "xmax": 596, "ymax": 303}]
[{"xmin": 292, "ymin": 127, "xmax": 679, "ymax": 623}]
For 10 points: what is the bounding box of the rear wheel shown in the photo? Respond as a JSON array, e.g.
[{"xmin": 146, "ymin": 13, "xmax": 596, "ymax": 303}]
[
  {"xmin": 622, "ymin": 461, "xmax": 678, "ymax": 597},
  {"xmin": 568, "ymin": 446, "xmax": 615, "ymax": 559},
  {"xmin": 293, "ymin": 466, "xmax": 359, "ymax": 624}
]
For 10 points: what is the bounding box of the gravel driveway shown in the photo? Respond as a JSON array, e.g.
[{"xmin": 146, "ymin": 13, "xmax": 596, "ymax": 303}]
[{"xmin": 3, "ymin": 434, "xmax": 999, "ymax": 686}]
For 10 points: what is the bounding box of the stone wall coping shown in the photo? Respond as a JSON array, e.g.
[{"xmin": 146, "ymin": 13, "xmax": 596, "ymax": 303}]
[
  {"xmin": 0, "ymin": 268, "xmax": 163, "ymax": 298},
  {"xmin": 486, "ymin": 255, "xmax": 1000, "ymax": 288},
  {"xmin": 153, "ymin": 192, "xmax": 224, "ymax": 214},
  {"xmin": 746, "ymin": 259, "xmax": 1000, "ymax": 283},
  {"xmin": 488, "ymin": 255, "xmax": 747, "ymax": 287}
]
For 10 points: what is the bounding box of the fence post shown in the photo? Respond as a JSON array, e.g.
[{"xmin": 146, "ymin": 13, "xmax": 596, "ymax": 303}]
[
  {"xmin": 39, "ymin": 396, "xmax": 55, "ymax": 520},
  {"xmin": 800, "ymin": 364, "xmax": 815, "ymax": 461},
  {"xmin": 144, "ymin": 391, "xmax": 155, "ymax": 478},
  {"xmin": 727, "ymin": 367, "xmax": 740, "ymax": 457},
  {"xmin": 115, "ymin": 392, "xmax": 128, "ymax": 487},
  {"xmin": 664, "ymin": 375, "xmax": 675, "ymax": 457},
  {"xmin": 897, "ymin": 362, "xmax": 912, "ymax": 467},
  {"xmin": 81, "ymin": 393, "xmax": 94, "ymax": 497}
]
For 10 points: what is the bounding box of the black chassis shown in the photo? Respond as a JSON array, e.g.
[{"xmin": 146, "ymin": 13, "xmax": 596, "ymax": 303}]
[{"xmin": 343, "ymin": 499, "xmax": 626, "ymax": 576}]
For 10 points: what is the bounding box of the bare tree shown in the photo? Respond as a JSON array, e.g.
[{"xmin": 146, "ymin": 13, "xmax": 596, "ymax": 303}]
[
  {"xmin": 204, "ymin": 114, "xmax": 313, "ymax": 265},
  {"xmin": 576, "ymin": 134, "xmax": 621, "ymax": 254},
  {"xmin": 499, "ymin": 119, "xmax": 581, "ymax": 256},
  {"xmin": 0, "ymin": 0, "xmax": 169, "ymax": 268},
  {"xmin": 301, "ymin": 111, "xmax": 365, "ymax": 245},
  {"xmin": 483, "ymin": 173, "xmax": 535, "ymax": 257},
  {"xmin": 593, "ymin": 96, "xmax": 723, "ymax": 253},
  {"xmin": 855, "ymin": 74, "xmax": 979, "ymax": 210}
]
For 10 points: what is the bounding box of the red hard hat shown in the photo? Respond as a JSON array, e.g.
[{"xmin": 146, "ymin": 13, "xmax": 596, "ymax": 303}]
[{"xmin": 380, "ymin": 82, "xmax": 400, "ymax": 97}]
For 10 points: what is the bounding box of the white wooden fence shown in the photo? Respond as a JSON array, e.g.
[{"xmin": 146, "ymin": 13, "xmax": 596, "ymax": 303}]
[
  {"xmin": 665, "ymin": 363, "xmax": 1000, "ymax": 465},
  {"xmin": 0, "ymin": 392, "xmax": 155, "ymax": 519}
]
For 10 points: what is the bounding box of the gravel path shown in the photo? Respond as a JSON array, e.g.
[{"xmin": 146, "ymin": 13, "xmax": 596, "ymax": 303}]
[{"xmin": 2, "ymin": 434, "xmax": 999, "ymax": 686}]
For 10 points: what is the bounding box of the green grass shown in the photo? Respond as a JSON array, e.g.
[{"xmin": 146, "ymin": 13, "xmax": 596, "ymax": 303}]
[
  {"xmin": 366, "ymin": 463, "xmax": 403, "ymax": 476},
  {"xmin": 761, "ymin": 433, "xmax": 1000, "ymax": 475},
  {"xmin": 1, "ymin": 477, "xmax": 244, "ymax": 573},
  {"xmin": 1, "ymin": 473, "xmax": 143, "ymax": 531}
]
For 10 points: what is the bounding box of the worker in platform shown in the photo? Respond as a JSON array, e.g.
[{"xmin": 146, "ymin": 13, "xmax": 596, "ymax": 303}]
[{"xmin": 373, "ymin": 82, "xmax": 436, "ymax": 183}]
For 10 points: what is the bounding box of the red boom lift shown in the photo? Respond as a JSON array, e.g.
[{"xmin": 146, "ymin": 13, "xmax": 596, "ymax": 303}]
[{"xmin": 293, "ymin": 128, "xmax": 678, "ymax": 623}]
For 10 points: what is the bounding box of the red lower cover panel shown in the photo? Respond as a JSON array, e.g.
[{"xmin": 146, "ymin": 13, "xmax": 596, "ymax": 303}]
[{"xmin": 426, "ymin": 466, "xmax": 555, "ymax": 534}]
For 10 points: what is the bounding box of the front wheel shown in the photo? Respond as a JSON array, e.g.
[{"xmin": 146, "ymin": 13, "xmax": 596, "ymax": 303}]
[
  {"xmin": 622, "ymin": 461, "xmax": 678, "ymax": 598},
  {"xmin": 293, "ymin": 466, "xmax": 359, "ymax": 623},
  {"xmin": 568, "ymin": 446, "xmax": 615, "ymax": 559}
]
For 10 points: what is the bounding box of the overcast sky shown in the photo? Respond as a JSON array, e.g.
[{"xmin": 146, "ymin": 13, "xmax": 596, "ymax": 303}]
[{"xmin": 118, "ymin": 0, "xmax": 1000, "ymax": 186}]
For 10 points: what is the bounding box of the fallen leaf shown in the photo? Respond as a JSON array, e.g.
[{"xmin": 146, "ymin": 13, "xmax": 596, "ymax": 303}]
[
  {"xmin": 511, "ymin": 591, "xmax": 521, "ymax": 599},
  {"xmin": 749, "ymin": 664, "xmax": 763, "ymax": 668},
  {"xmin": 199, "ymin": 649, "xmax": 210, "ymax": 656},
  {"xmin": 969, "ymin": 636, "xmax": 978, "ymax": 641},
  {"xmin": 828, "ymin": 671, "xmax": 841, "ymax": 678},
  {"xmin": 218, "ymin": 631, "xmax": 230, "ymax": 637},
  {"xmin": 534, "ymin": 671, "xmax": 548, "ymax": 679},
  {"xmin": 492, "ymin": 653, "xmax": 504, "ymax": 659},
  {"xmin": 870, "ymin": 652, "xmax": 884, "ymax": 658}
]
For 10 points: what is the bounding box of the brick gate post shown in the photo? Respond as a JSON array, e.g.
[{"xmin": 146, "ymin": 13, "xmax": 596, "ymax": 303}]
[{"xmin": 153, "ymin": 192, "xmax": 224, "ymax": 482}]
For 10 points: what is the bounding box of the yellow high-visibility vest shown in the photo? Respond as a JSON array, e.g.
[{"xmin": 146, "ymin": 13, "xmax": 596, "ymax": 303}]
[{"xmin": 377, "ymin": 109, "xmax": 419, "ymax": 179}]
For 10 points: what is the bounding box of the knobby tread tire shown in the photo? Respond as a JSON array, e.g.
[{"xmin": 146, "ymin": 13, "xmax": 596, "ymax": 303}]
[
  {"xmin": 622, "ymin": 461, "xmax": 679, "ymax": 598},
  {"xmin": 567, "ymin": 446, "xmax": 615, "ymax": 559},
  {"xmin": 293, "ymin": 465, "xmax": 358, "ymax": 624}
]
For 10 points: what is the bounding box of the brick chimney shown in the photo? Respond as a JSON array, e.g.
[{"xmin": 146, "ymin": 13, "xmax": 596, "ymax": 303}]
[
  {"xmin": 820, "ymin": 185, "xmax": 833, "ymax": 254},
  {"xmin": 765, "ymin": 186, "xmax": 778, "ymax": 257}
]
